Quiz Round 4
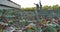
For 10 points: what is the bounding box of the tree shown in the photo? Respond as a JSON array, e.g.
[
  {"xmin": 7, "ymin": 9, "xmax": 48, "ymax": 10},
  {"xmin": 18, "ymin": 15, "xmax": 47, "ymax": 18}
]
[
  {"xmin": 20, "ymin": 7, "xmax": 36, "ymax": 11},
  {"xmin": 42, "ymin": 6, "xmax": 49, "ymax": 10},
  {"xmin": 20, "ymin": 5, "xmax": 60, "ymax": 11},
  {"xmin": 52, "ymin": 5, "xmax": 60, "ymax": 10}
]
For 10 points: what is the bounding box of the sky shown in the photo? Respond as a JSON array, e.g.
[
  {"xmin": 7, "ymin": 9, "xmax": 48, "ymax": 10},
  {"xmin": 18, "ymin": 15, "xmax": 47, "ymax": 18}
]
[{"xmin": 11, "ymin": 0, "xmax": 60, "ymax": 8}]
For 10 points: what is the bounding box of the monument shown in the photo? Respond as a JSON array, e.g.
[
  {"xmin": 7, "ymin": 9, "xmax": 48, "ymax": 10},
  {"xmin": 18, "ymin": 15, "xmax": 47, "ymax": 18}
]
[
  {"xmin": 34, "ymin": 3, "xmax": 39, "ymax": 10},
  {"xmin": 34, "ymin": 0, "xmax": 42, "ymax": 22},
  {"xmin": 34, "ymin": 3, "xmax": 40, "ymax": 22},
  {"xmin": 39, "ymin": 0, "xmax": 42, "ymax": 10}
]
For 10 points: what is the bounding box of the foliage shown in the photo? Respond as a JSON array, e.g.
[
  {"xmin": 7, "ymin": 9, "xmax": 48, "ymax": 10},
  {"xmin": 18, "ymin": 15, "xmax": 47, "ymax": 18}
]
[
  {"xmin": 42, "ymin": 6, "xmax": 53, "ymax": 10},
  {"xmin": 0, "ymin": 29, "xmax": 2, "ymax": 32},
  {"xmin": 20, "ymin": 7, "xmax": 36, "ymax": 11},
  {"xmin": 52, "ymin": 5, "xmax": 60, "ymax": 10},
  {"xmin": 42, "ymin": 26, "xmax": 57, "ymax": 32},
  {"xmin": 20, "ymin": 5, "xmax": 60, "ymax": 11}
]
